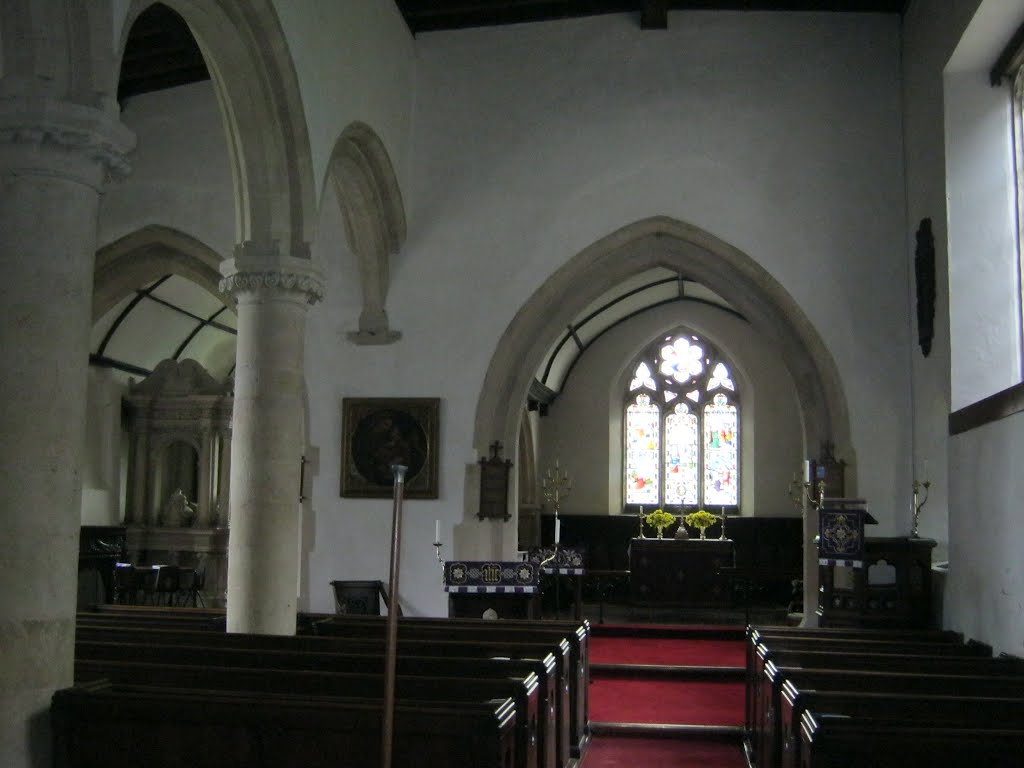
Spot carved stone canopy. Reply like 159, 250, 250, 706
129, 358, 232, 398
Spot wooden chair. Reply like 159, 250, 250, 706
112, 563, 135, 604
152, 565, 180, 607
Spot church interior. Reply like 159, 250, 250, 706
3, 0, 1024, 765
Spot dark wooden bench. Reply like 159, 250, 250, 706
309, 614, 591, 756
750, 641, 1019, 768
52, 678, 517, 768
799, 709, 1024, 767
76, 608, 588, 758
780, 684, 1024, 768
76, 638, 560, 768
744, 625, 964, 741
75, 621, 574, 768
74, 657, 540, 768
764, 663, 1024, 768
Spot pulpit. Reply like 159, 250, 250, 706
629, 537, 735, 609
817, 536, 937, 629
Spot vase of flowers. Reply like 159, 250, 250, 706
683, 509, 719, 540
644, 508, 677, 539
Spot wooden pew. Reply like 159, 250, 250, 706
743, 625, 964, 742
310, 614, 591, 757
52, 678, 517, 768
765, 663, 1024, 768
76, 639, 560, 768
75, 621, 573, 768
74, 657, 540, 768
780, 683, 1024, 768
750, 641, 1017, 768
78, 606, 226, 629
76, 608, 589, 760
799, 709, 1024, 768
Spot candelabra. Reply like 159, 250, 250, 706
788, 475, 826, 510
911, 479, 931, 537
542, 460, 572, 547
541, 460, 572, 515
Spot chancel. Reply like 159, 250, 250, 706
3, 1, 1024, 766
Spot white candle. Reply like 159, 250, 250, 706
554, 518, 561, 544
434, 519, 441, 544
803, 460, 811, 483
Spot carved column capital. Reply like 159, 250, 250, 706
219, 245, 324, 305
0, 97, 135, 187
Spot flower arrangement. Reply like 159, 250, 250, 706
644, 508, 677, 539
683, 509, 720, 540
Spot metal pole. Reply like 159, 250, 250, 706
381, 464, 407, 768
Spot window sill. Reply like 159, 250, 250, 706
948, 381, 1024, 435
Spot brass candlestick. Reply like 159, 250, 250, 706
911, 479, 930, 537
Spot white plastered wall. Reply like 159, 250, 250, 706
903, 0, 1024, 654
303, 11, 910, 616
89, 8, 912, 619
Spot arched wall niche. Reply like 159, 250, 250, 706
114, 0, 317, 259
325, 120, 407, 344
472, 216, 853, 557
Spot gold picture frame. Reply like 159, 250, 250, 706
340, 397, 440, 499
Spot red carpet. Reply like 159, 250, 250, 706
589, 635, 745, 667
582, 626, 746, 767
581, 735, 747, 768
589, 678, 744, 725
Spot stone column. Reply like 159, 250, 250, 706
0, 97, 133, 768
219, 249, 323, 635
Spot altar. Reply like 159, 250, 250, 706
629, 537, 735, 609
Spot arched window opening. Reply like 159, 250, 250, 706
624, 332, 740, 511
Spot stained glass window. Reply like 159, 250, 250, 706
625, 393, 660, 505
624, 332, 740, 509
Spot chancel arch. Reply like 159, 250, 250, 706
473, 216, 853, 577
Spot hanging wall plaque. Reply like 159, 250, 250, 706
478, 441, 512, 521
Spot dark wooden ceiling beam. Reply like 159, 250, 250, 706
396, 1, 907, 34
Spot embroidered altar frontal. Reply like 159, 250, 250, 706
444, 561, 539, 593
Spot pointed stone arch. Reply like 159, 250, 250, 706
473, 217, 852, 604
326, 121, 407, 344
93, 225, 229, 321
474, 214, 853, 491
115, 0, 317, 258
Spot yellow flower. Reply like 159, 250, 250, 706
683, 509, 719, 530
644, 508, 676, 529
